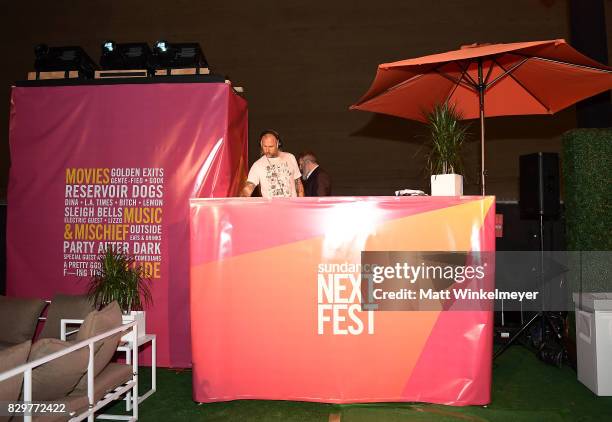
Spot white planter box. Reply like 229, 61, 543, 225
431, 174, 463, 196
122, 311, 146, 342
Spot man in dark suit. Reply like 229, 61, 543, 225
298, 152, 332, 196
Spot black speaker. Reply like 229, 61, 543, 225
519, 153, 560, 219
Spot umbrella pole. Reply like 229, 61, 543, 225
478, 59, 486, 195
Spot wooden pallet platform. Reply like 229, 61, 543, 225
95, 69, 149, 79
154, 68, 210, 76
27, 71, 80, 80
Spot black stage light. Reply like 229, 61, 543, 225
34, 44, 98, 79
99, 41, 152, 71
151, 40, 208, 70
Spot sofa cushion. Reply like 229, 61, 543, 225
69, 362, 133, 403
31, 393, 89, 422
28, 338, 90, 401
73, 302, 122, 392
39, 294, 95, 340
0, 340, 31, 401
0, 295, 46, 344
34, 364, 133, 422
0, 340, 18, 352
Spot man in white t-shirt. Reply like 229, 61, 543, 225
239, 130, 304, 198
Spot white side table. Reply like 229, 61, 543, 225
117, 334, 157, 410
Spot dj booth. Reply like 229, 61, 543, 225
8, 76, 495, 404
190, 196, 495, 405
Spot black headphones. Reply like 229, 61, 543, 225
259, 129, 283, 149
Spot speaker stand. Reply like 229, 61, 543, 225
494, 310, 563, 360
493, 214, 564, 361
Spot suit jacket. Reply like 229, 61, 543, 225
304, 166, 332, 196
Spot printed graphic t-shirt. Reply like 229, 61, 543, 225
247, 152, 301, 198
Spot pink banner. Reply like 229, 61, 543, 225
8, 82, 247, 367
190, 196, 495, 404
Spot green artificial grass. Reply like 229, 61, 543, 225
104, 345, 612, 421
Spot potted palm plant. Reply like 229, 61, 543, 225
87, 248, 153, 340
426, 102, 469, 196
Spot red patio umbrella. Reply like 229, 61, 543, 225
350, 39, 612, 194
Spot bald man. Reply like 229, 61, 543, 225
298, 151, 332, 196
240, 130, 304, 198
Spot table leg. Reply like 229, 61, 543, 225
152, 337, 157, 393
125, 347, 132, 411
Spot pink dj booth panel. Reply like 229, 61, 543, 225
8, 82, 248, 367
190, 196, 495, 405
